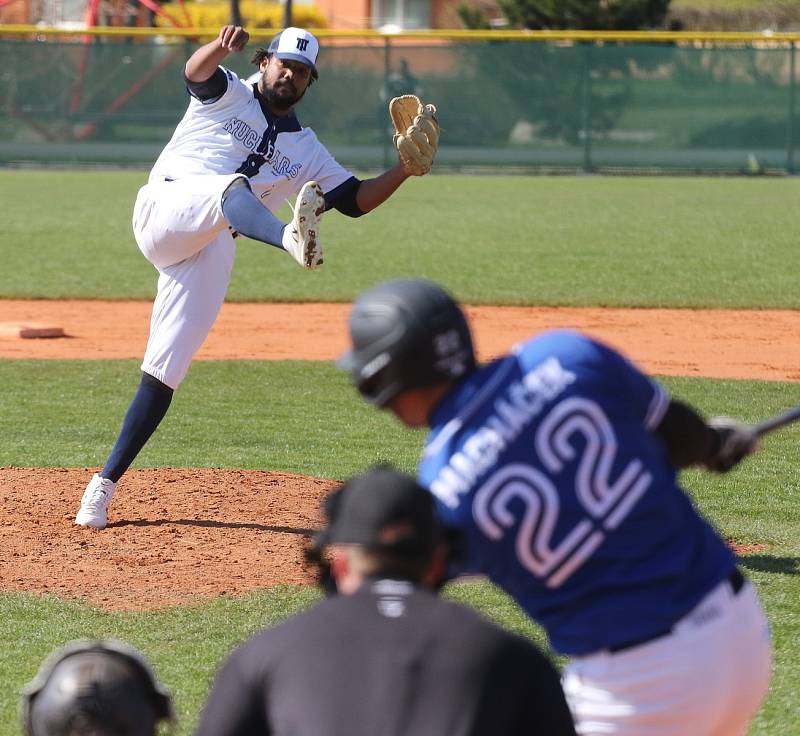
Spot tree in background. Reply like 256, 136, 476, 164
498, 0, 671, 30
450, 0, 673, 151
457, 4, 492, 29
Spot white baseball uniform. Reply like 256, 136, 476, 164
133, 67, 354, 388
562, 578, 771, 735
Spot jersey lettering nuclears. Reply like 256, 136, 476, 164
418, 330, 736, 656
149, 67, 353, 212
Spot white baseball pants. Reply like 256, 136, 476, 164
132, 174, 244, 389
563, 577, 772, 735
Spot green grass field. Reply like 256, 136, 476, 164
4, 170, 800, 307
1, 170, 799, 734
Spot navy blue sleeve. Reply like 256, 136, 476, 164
324, 176, 365, 218
184, 67, 228, 103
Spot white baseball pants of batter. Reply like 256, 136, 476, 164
562, 578, 772, 735
132, 174, 245, 389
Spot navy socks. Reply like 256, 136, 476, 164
221, 177, 286, 249
101, 373, 174, 483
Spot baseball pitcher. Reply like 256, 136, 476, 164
75, 26, 439, 528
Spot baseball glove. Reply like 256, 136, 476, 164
389, 94, 439, 176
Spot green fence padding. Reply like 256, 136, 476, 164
1, 37, 797, 172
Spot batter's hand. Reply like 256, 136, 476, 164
704, 417, 759, 473
218, 25, 249, 52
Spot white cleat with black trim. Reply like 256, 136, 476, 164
282, 180, 325, 269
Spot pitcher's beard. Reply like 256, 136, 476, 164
264, 82, 305, 111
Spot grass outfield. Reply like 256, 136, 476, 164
0, 364, 799, 733
2, 170, 800, 308
1, 170, 799, 733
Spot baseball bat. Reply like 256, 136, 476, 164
753, 404, 800, 438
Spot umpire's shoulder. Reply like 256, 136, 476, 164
431, 594, 516, 640
438, 593, 554, 661
225, 597, 330, 665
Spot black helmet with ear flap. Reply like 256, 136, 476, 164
20, 639, 175, 736
337, 278, 476, 407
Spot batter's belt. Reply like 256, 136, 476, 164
607, 568, 745, 654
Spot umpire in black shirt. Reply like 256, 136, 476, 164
195, 466, 576, 736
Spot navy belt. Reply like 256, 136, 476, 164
608, 568, 745, 654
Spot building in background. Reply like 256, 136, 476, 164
1, 0, 506, 30
2, 0, 156, 27
317, 0, 502, 29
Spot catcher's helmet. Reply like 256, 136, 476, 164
20, 639, 174, 736
337, 279, 475, 407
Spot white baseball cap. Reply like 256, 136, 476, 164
268, 27, 319, 75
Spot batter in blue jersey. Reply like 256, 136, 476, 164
339, 278, 773, 736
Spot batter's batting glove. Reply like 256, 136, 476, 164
704, 417, 759, 473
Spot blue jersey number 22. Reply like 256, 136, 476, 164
472, 398, 652, 588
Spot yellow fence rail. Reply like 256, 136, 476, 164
1, 25, 800, 44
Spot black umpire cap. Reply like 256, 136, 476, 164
337, 278, 476, 407
318, 466, 443, 560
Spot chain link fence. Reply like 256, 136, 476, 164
1, 31, 797, 172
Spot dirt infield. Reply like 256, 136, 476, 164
0, 300, 790, 609
2, 299, 800, 381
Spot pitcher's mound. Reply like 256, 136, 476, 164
0, 467, 336, 610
